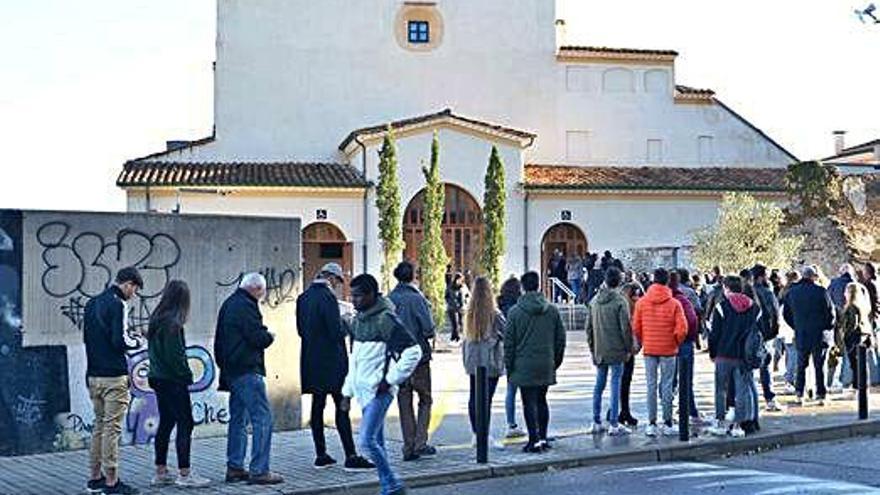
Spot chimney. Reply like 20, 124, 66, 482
833, 130, 846, 156
555, 19, 567, 48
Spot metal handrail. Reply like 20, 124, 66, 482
548, 277, 576, 331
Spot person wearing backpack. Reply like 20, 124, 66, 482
751, 265, 782, 412
707, 275, 762, 438
838, 282, 874, 391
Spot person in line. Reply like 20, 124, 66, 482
669, 271, 700, 423
342, 274, 422, 495
632, 268, 687, 437
389, 261, 437, 462
566, 251, 585, 303
751, 264, 782, 412
463, 277, 506, 447
446, 272, 465, 342
504, 272, 566, 453
678, 268, 703, 350
861, 262, 879, 329
585, 254, 604, 303
84, 267, 143, 495
828, 264, 855, 311
707, 275, 761, 437
617, 282, 643, 427
548, 249, 568, 302
586, 267, 633, 436
778, 271, 801, 394
496, 277, 526, 438
297, 263, 374, 470
147, 281, 210, 488
215, 273, 283, 485
838, 282, 873, 391
783, 266, 835, 406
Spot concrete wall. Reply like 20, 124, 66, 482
148, 0, 793, 168
0, 209, 302, 455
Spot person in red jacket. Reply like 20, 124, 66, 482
633, 268, 688, 437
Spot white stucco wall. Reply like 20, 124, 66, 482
146, 0, 793, 168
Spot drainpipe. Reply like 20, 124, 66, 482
355, 136, 369, 274
523, 187, 530, 272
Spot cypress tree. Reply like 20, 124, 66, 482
479, 145, 506, 290
375, 127, 404, 292
418, 132, 448, 327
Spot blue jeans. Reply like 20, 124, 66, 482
784, 343, 798, 385
227, 373, 273, 476
505, 381, 518, 427
359, 392, 401, 495
759, 350, 776, 402
569, 278, 583, 302
593, 363, 623, 425
678, 340, 699, 417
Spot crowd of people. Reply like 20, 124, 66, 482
79, 257, 879, 495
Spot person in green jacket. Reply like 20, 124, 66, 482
586, 267, 634, 436
503, 271, 566, 453
147, 280, 210, 488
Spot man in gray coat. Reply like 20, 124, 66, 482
586, 267, 633, 436
388, 261, 436, 461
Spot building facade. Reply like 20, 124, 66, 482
119, 0, 797, 286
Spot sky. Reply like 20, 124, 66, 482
1, 1, 878, 212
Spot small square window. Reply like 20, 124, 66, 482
408, 21, 430, 43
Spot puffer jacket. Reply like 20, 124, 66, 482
504, 291, 566, 387
586, 287, 633, 365
342, 297, 422, 409
633, 284, 687, 357
462, 311, 506, 377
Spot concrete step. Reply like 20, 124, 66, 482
556, 303, 588, 333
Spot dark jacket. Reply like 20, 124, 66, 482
863, 276, 879, 322
497, 292, 519, 318
672, 287, 699, 343
783, 280, 835, 352
84, 286, 129, 378
753, 281, 780, 341
147, 316, 193, 384
445, 284, 464, 313
838, 304, 872, 352
214, 289, 275, 390
296, 281, 348, 394
828, 273, 853, 310
389, 283, 435, 365
586, 287, 633, 365
709, 294, 760, 360
504, 292, 566, 387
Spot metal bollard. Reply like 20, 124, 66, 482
476, 365, 489, 463
858, 345, 869, 420
678, 355, 689, 441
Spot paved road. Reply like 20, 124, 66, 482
413, 436, 880, 495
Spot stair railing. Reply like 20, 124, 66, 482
548, 277, 576, 331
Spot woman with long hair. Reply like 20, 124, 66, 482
147, 281, 210, 488
617, 282, 643, 427
839, 282, 873, 391
463, 276, 506, 447
496, 277, 525, 438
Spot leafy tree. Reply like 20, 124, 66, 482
418, 132, 448, 327
479, 145, 506, 290
692, 192, 803, 272
375, 128, 404, 292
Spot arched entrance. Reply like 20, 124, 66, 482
403, 184, 483, 275
541, 222, 588, 299
302, 222, 353, 299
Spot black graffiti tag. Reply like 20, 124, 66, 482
217, 266, 298, 308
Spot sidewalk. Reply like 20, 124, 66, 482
2, 333, 877, 495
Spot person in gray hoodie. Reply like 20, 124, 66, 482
388, 261, 436, 462
586, 267, 634, 436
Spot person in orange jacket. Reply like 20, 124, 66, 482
632, 268, 688, 437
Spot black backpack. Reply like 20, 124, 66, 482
743, 317, 767, 369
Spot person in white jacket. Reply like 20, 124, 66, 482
342, 274, 421, 495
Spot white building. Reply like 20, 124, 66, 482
823, 131, 880, 175
118, 0, 797, 287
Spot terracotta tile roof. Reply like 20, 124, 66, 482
117, 161, 368, 189
524, 164, 787, 192
823, 138, 880, 163
558, 45, 679, 57
675, 85, 716, 96
339, 108, 536, 152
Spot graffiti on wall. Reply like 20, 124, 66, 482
217, 266, 298, 308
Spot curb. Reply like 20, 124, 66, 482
283, 418, 880, 495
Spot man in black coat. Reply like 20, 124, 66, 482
214, 273, 283, 485
296, 263, 373, 471
783, 266, 836, 405
751, 264, 781, 411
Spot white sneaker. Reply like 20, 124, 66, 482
151, 471, 176, 487
608, 425, 631, 436
645, 424, 659, 437
661, 424, 679, 437
783, 384, 797, 395
587, 422, 606, 435
707, 419, 728, 437
506, 425, 527, 439
729, 425, 746, 438
490, 436, 506, 450
765, 400, 784, 412
830, 382, 844, 394
175, 472, 211, 488
725, 407, 736, 423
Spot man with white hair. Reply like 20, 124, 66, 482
214, 273, 284, 485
